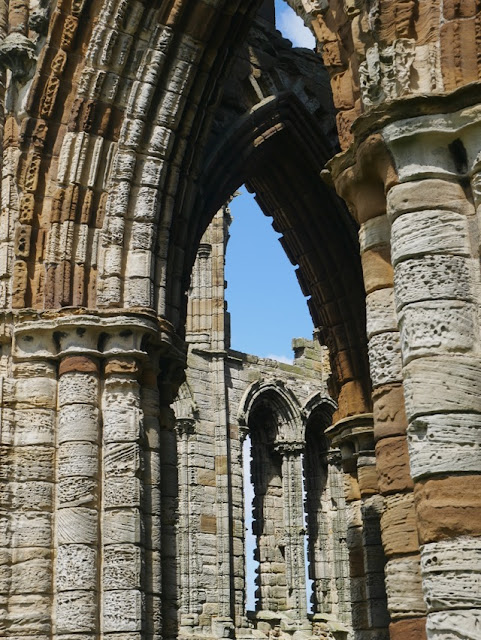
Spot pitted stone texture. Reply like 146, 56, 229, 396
394, 256, 472, 311
367, 332, 402, 388
56, 545, 97, 591
408, 413, 481, 479
422, 538, 481, 612
366, 288, 397, 339
385, 556, 426, 618
390, 209, 470, 266
399, 301, 477, 363
426, 609, 481, 638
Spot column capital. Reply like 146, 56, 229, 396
325, 413, 374, 452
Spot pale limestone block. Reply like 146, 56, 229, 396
98, 275, 122, 305
103, 589, 142, 632
104, 477, 141, 508
148, 126, 174, 158
113, 150, 137, 182
421, 538, 481, 612
7, 594, 51, 632
104, 442, 140, 476
0, 552, 10, 592
138, 157, 165, 188
6, 446, 54, 481
124, 276, 153, 307
394, 256, 472, 311
103, 544, 141, 589
399, 300, 476, 363
58, 404, 99, 443
103, 245, 123, 276
391, 210, 470, 266
119, 117, 144, 149
3, 481, 52, 510
133, 186, 160, 222
130, 222, 155, 250
58, 373, 98, 406
359, 215, 390, 252
10, 513, 51, 547
127, 80, 155, 119
408, 413, 481, 479
15, 378, 56, 408
58, 442, 98, 477
125, 250, 152, 279
386, 179, 471, 220
368, 332, 402, 388
426, 609, 481, 638
11, 556, 50, 593
56, 590, 96, 632
366, 288, 397, 338
56, 508, 97, 544
56, 545, 97, 590
108, 181, 131, 219
58, 476, 97, 507
403, 356, 481, 418
384, 556, 425, 618
103, 509, 141, 544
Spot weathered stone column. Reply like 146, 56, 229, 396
328, 414, 390, 640
6, 310, 185, 640
382, 107, 481, 638
276, 441, 308, 619
55, 354, 100, 636
360, 213, 426, 640
329, 135, 427, 639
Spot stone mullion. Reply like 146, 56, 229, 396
175, 417, 195, 629
383, 136, 481, 637
101, 356, 144, 638
279, 445, 307, 619
360, 214, 426, 640
55, 355, 100, 637
327, 450, 352, 627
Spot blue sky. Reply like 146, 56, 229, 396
225, 188, 314, 363
224, 6, 316, 364
274, 0, 315, 48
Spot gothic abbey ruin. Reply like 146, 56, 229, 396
0, 0, 480, 639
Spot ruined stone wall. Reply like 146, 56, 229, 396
177, 205, 352, 640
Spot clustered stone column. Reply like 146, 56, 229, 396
1, 310, 184, 640
276, 441, 308, 619
327, 414, 390, 640
360, 209, 426, 640
383, 108, 481, 638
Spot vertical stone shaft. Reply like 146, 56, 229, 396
102, 356, 144, 636
55, 355, 100, 636
360, 213, 426, 639
1, 357, 57, 636
279, 445, 307, 617
384, 114, 481, 637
